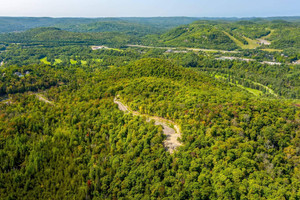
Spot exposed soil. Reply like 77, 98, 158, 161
293, 60, 300, 65
1, 93, 54, 105
36, 94, 54, 105
258, 39, 271, 45
32, 93, 54, 105
114, 96, 182, 153
91, 46, 108, 50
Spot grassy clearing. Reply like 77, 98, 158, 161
236, 84, 263, 96
93, 59, 103, 63
70, 59, 77, 64
109, 48, 123, 52
261, 48, 283, 52
223, 31, 260, 49
223, 31, 244, 47
242, 37, 260, 49
81, 60, 87, 65
215, 74, 226, 80
214, 74, 275, 97
54, 59, 62, 64
40, 57, 51, 65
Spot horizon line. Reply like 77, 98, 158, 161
0, 15, 299, 19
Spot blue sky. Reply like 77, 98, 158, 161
0, 0, 299, 17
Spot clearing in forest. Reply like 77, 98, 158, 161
223, 31, 260, 49
224, 30, 282, 52
40, 57, 51, 65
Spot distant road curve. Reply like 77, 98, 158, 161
126, 44, 239, 53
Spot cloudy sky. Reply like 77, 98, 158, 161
0, 0, 299, 17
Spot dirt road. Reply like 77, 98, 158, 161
34, 93, 54, 105
114, 96, 182, 153
0, 97, 11, 104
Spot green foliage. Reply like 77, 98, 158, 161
196, 58, 300, 99
157, 24, 239, 50
62, 21, 157, 36
1, 18, 300, 199
143, 19, 300, 51
0, 65, 70, 95
0, 45, 140, 67
1, 58, 299, 199
228, 21, 271, 39
0, 27, 136, 47
269, 26, 300, 49
0, 17, 201, 34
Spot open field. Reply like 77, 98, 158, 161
70, 59, 77, 64
261, 48, 283, 52
223, 31, 260, 49
54, 59, 62, 64
40, 57, 51, 65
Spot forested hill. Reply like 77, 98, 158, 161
0, 16, 300, 199
0, 27, 136, 47
0, 17, 200, 34
154, 23, 239, 50
60, 21, 155, 35
1, 17, 300, 51
1, 58, 299, 199
61, 17, 205, 35
148, 19, 300, 51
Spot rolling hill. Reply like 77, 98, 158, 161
144, 19, 300, 51
0, 17, 201, 34
0, 27, 136, 47
0, 58, 299, 199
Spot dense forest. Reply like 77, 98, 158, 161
0, 27, 138, 47
0, 17, 299, 199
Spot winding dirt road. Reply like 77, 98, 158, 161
114, 96, 182, 153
